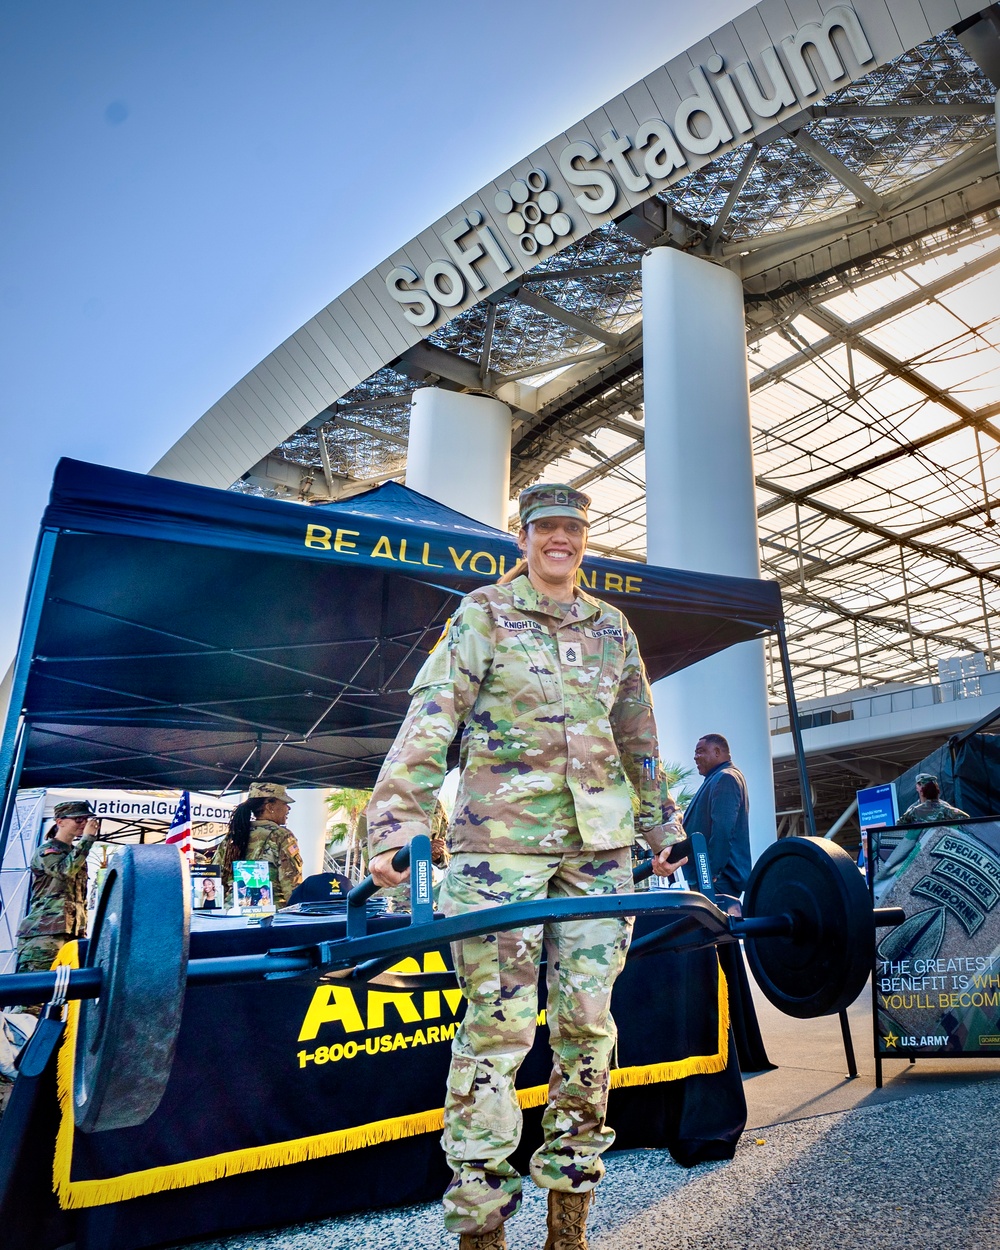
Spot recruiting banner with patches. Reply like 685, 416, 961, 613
51, 914, 733, 1212
872, 820, 1000, 1058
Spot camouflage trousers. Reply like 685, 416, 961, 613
438, 849, 632, 1235
16, 934, 70, 1017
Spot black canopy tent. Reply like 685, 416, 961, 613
0, 458, 811, 852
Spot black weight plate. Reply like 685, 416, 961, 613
74, 845, 190, 1132
743, 837, 872, 1019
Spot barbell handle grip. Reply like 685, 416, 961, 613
346, 844, 412, 938
633, 858, 654, 884
633, 838, 692, 885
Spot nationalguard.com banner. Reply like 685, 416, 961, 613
872, 820, 1000, 1057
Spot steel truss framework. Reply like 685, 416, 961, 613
237, 26, 1000, 743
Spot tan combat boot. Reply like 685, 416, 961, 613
459, 1225, 507, 1250
544, 1189, 592, 1250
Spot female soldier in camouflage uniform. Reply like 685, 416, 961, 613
213, 781, 303, 909
368, 484, 683, 1250
15, 799, 100, 976
898, 772, 969, 826
3, 799, 100, 1109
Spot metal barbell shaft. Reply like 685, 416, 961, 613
186, 952, 317, 985
731, 915, 795, 939
0, 953, 321, 1006
0, 892, 908, 1008
0, 893, 728, 1006
0, 967, 102, 1007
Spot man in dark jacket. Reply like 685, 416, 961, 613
684, 734, 751, 901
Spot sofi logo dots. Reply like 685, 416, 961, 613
495, 169, 573, 256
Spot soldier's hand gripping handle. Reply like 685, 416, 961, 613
369, 844, 412, 888
646, 816, 689, 877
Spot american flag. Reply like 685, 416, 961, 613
165, 791, 193, 861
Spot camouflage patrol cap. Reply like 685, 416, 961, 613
248, 781, 295, 804
53, 800, 95, 820
518, 483, 591, 528
915, 772, 938, 786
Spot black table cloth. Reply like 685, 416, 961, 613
7, 911, 747, 1249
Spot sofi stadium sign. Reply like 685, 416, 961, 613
387, 5, 874, 327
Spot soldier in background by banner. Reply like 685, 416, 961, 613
367, 483, 685, 1250
15, 800, 100, 978
213, 781, 303, 908
898, 773, 969, 826
875, 774, 971, 896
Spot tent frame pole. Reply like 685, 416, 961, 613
0, 529, 58, 867
775, 620, 816, 838
0, 720, 29, 866
775, 622, 858, 1072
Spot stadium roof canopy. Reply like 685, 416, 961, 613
153, 0, 1000, 707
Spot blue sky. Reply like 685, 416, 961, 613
0, 0, 745, 663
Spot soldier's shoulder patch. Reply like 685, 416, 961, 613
428, 616, 453, 656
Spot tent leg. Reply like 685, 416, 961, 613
0, 529, 57, 868
775, 621, 817, 838
839, 1008, 858, 1079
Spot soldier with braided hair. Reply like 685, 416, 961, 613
213, 781, 303, 909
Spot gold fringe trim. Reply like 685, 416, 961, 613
613, 962, 730, 1086
52, 942, 83, 1210
53, 948, 729, 1209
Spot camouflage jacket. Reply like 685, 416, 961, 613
898, 798, 969, 826
360, 801, 450, 907
17, 834, 96, 939
213, 820, 303, 908
368, 576, 662, 858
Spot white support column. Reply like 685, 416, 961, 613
642, 247, 777, 867
288, 787, 330, 878
405, 387, 512, 812
406, 388, 512, 529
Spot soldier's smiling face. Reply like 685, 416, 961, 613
518, 516, 587, 592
